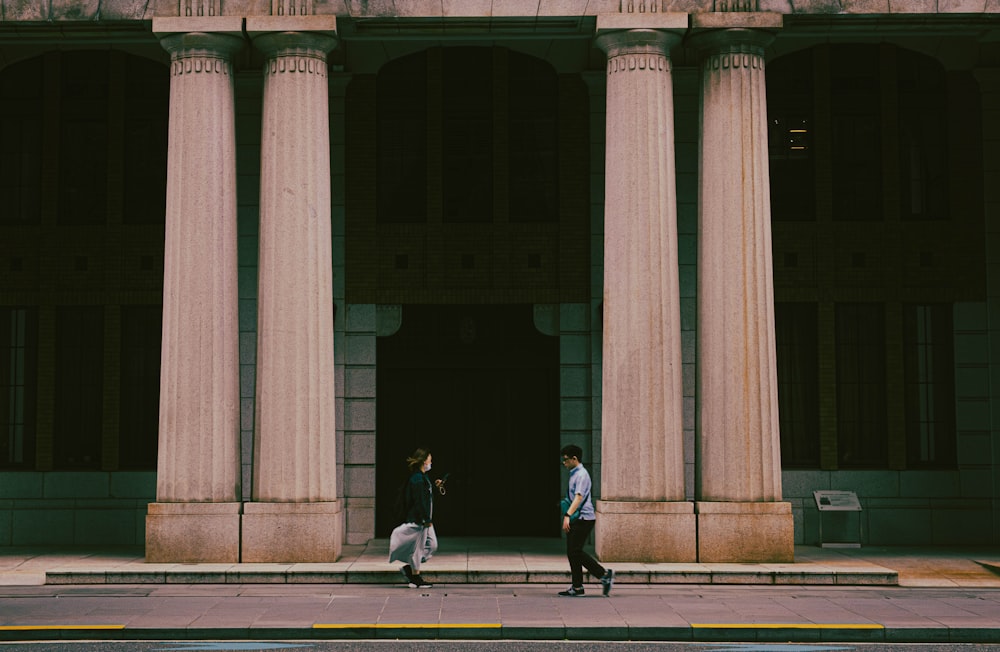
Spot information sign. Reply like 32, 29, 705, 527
813, 490, 863, 548
813, 490, 862, 512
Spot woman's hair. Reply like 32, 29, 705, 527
406, 448, 431, 472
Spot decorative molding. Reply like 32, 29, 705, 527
265, 54, 329, 77
272, 0, 313, 16
608, 53, 670, 74
533, 304, 559, 337
376, 305, 402, 337
181, 0, 220, 17
703, 50, 765, 71
620, 0, 660, 12
170, 56, 232, 76
713, 0, 759, 11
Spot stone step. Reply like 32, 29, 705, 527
45, 565, 897, 586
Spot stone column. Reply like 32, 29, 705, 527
146, 18, 245, 563
593, 14, 696, 563
244, 17, 342, 563
690, 26, 793, 562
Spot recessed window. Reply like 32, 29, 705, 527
775, 303, 820, 468
54, 306, 104, 469
903, 304, 956, 467
835, 303, 887, 468
0, 308, 37, 468
119, 306, 161, 470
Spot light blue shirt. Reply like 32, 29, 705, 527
567, 463, 595, 521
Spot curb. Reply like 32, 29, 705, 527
3, 625, 1000, 643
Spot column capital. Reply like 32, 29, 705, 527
248, 15, 338, 58
156, 29, 245, 60
687, 27, 776, 57
595, 28, 683, 58
594, 13, 686, 57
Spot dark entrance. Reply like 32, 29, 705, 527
375, 305, 560, 537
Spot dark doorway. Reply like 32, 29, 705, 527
375, 305, 560, 537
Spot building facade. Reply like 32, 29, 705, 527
0, 0, 998, 562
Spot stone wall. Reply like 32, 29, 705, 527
0, 472, 152, 545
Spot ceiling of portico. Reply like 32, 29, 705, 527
770, 14, 1000, 70
334, 15, 600, 73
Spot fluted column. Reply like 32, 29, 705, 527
691, 27, 793, 562
244, 17, 342, 562
146, 19, 244, 563
593, 15, 696, 563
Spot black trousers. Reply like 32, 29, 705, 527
566, 518, 605, 588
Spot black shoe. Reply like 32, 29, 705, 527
409, 575, 433, 588
558, 587, 585, 596
601, 568, 615, 596
400, 564, 413, 583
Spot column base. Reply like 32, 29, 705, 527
595, 500, 696, 562
696, 501, 794, 562
241, 501, 343, 562
145, 502, 242, 563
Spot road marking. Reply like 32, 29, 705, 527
692, 623, 883, 629
313, 623, 502, 629
0, 625, 126, 630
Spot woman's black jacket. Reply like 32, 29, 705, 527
404, 470, 432, 526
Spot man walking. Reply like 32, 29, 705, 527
559, 444, 614, 597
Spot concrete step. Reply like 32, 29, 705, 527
44, 564, 898, 585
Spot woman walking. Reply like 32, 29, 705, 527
388, 448, 440, 588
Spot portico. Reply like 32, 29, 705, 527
143, 8, 792, 563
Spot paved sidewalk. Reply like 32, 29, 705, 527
1, 542, 999, 643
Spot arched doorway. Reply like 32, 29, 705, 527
375, 305, 559, 537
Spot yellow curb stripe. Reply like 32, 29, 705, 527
314, 623, 502, 629
0, 625, 126, 631
692, 623, 883, 630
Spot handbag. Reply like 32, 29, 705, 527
560, 489, 589, 522
559, 497, 579, 522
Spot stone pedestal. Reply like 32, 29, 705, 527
596, 500, 696, 562
145, 502, 241, 563
696, 501, 794, 562
241, 502, 343, 563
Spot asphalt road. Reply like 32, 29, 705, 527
3, 642, 1000, 652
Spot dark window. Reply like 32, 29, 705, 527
903, 304, 956, 467
54, 306, 104, 469
377, 52, 428, 224
897, 50, 949, 221
775, 303, 820, 467
835, 303, 887, 467
442, 48, 493, 223
119, 306, 161, 469
0, 308, 37, 468
123, 56, 169, 225
0, 57, 43, 225
831, 45, 882, 222
376, 47, 561, 226
59, 52, 109, 226
508, 51, 558, 223
767, 51, 815, 222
